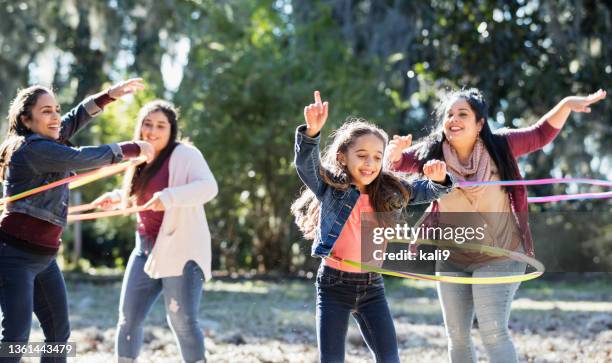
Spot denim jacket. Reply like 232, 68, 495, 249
3, 96, 124, 227
294, 125, 454, 257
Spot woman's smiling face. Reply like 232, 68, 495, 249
140, 110, 172, 157
22, 92, 62, 140
443, 97, 483, 147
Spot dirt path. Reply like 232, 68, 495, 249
19, 275, 612, 362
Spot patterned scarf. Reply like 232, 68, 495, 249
442, 139, 493, 201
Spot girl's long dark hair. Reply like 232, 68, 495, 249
121, 100, 180, 203
0, 86, 52, 180
414, 88, 520, 191
291, 118, 410, 240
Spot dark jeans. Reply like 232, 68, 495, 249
115, 235, 205, 363
0, 242, 70, 363
316, 264, 400, 363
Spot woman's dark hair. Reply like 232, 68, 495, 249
414, 88, 520, 191
291, 118, 410, 240
0, 85, 53, 180
129, 100, 180, 197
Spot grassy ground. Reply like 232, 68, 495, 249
20, 273, 612, 362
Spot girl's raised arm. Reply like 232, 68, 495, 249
294, 91, 330, 198
304, 90, 329, 137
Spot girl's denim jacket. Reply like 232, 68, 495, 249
294, 125, 455, 257
3, 97, 125, 227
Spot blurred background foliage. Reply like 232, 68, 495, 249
0, 0, 610, 274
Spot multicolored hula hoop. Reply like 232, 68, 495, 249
328, 177, 610, 284
0, 156, 146, 209
0, 157, 608, 283
0, 157, 149, 219
458, 177, 612, 203
331, 239, 545, 285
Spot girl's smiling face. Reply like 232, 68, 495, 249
339, 133, 385, 193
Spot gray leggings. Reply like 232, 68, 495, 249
436, 258, 527, 363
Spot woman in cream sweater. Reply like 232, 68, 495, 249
94, 100, 217, 363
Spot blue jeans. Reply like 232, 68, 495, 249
0, 242, 70, 363
115, 235, 205, 363
316, 264, 400, 363
436, 258, 527, 363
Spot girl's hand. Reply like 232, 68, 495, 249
423, 160, 447, 184
134, 141, 155, 163
387, 134, 412, 164
304, 90, 329, 137
108, 78, 145, 99
562, 89, 606, 113
143, 192, 165, 211
92, 192, 120, 211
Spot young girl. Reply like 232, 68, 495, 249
387, 88, 606, 363
0, 79, 153, 363
93, 100, 217, 363
291, 91, 454, 363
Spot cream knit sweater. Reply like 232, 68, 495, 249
143, 143, 218, 280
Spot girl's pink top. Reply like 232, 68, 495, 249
324, 194, 373, 272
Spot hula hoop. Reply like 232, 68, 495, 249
67, 205, 149, 222
528, 191, 612, 203
458, 177, 612, 188
329, 177, 608, 283
0, 156, 145, 210
68, 156, 146, 189
330, 239, 545, 284
457, 178, 612, 204
67, 203, 98, 214
1, 158, 608, 223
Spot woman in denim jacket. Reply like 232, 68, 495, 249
0, 79, 153, 363
291, 91, 454, 363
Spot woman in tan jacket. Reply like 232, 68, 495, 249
387, 88, 605, 363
